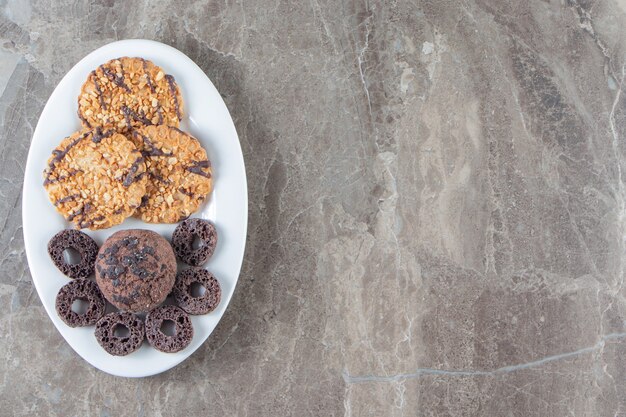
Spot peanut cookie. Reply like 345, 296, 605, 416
130, 125, 212, 223
43, 128, 147, 230
77, 57, 183, 132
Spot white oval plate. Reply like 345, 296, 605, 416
22, 40, 247, 377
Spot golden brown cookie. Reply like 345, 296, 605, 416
131, 125, 212, 223
77, 57, 183, 133
43, 128, 148, 230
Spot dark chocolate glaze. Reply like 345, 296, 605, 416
121, 106, 152, 128
91, 71, 106, 110
170, 126, 188, 135
138, 108, 151, 125
122, 105, 131, 129
78, 110, 91, 128
164, 74, 181, 121
54, 194, 79, 206
150, 172, 171, 184
138, 195, 149, 209
191, 160, 211, 168
92, 127, 115, 143
134, 171, 147, 182
67, 207, 83, 222
178, 187, 194, 198
142, 58, 156, 93
100, 64, 131, 92
122, 156, 145, 187
133, 131, 173, 157
79, 215, 105, 229
44, 169, 80, 186
71, 203, 93, 226
44, 131, 92, 184
185, 160, 211, 178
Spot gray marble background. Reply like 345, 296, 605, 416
1, 0, 626, 416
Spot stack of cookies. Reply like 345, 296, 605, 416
43, 57, 212, 229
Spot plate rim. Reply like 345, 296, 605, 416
21, 39, 248, 377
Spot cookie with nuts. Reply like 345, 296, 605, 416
77, 57, 183, 133
43, 128, 148, 230
130, 125, 212, 223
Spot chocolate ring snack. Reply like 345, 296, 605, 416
145, 305, 194, 353
171, 218, 217, 266
95, 311, 145, 356
130, 125, 212, 224
55, 279, 106, 327
43, 128, 148, 229
95, 229, 177, 313
173, 268, 221, 315
78, 57, 183, 132
48, 229, 99, 279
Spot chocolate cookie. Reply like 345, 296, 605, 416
48, 229, 99, 279
55, 279, 106, 327
130, 125, 212, 223
173, 268, 221, 315
78, 57, 183, 132
43, 128, 147, 230
171, 218, 217, 266
145, 305, 193, 353
95, 229, 177, 313
95, 312, 145, 356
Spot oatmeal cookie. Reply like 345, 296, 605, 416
77, 57, 183, 132
43, 128, 147, 230
131, 125, 212, 223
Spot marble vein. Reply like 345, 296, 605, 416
343, 333, 626, 384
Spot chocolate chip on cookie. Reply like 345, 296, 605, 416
95, 229, 177, 313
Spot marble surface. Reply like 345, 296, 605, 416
1, 0, 626, 415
